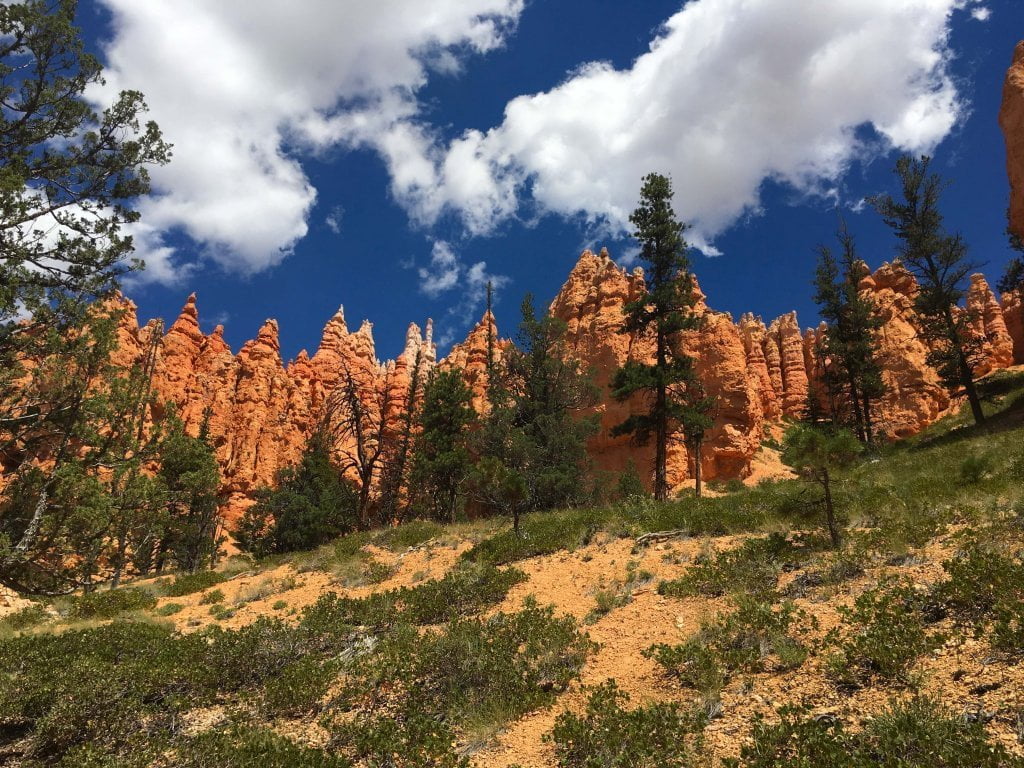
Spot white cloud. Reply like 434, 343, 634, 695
325, 205, 344, 235
970, 6, 991, 21
418, 241, 462, 297
377, 0, 970, 251
91, 0, 524, 281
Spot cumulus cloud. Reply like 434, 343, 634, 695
970, 6, 991, 21
418, 241, 462, 297
378, 0, 970, 250
92, 0, 524, 282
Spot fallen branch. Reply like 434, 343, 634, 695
634, 529, 689, 547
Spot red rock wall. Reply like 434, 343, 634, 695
1002, 41, 1024, 239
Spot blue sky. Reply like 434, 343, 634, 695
79, 0, 1022, 360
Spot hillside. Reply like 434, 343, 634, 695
2, 368, 1023, 767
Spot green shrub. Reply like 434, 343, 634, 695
262, 657, 338, 716
549, 680, 704, 767
161, 570, 228, 597
825, 578, 941, 686
931, 543, 1024, 626
726, 697, 1021, 768
959, 454, 994, 485
175, 725, 353, 768
374, 520, 446, 551
332, 709, 467, 768
199, 588, 225, 605
1, 602, 50, 631
155, 603, 183, 617
659, 533, 809, 599
991, 601, 1024, 656
64, 587, 157, 620
300, 561, 526, 632
647, 597, 813, 698
462, 507, 617, 565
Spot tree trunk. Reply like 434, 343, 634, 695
654, 328, 669, 502
513, 508, 521, 536
822, 471, 841, 549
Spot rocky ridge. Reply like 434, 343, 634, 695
102, 249, 1024, 525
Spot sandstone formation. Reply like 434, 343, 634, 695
1002, 41, 1024, 239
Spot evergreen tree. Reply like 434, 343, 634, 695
157, 415, 221, 573
782, 424, 862, 549
377, 346, 425, 524
812, 224, 885, 444
870, 156, 985, 426
236, 430, 358, 558
471, 295, 598, 531
408, 368, 477, 523
610, 173, 704, 501
679, 379, 715, 498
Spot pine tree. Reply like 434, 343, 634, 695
782, 424, 862, 549
157, 414, 222, 573
812, 224, 885, 444
679, 379, 715, 498
236, 430, 358, 557
611, 173, 704, 501
870, 156, 985, 427
409, 368, 477, 523
998, 212, 1023, 296
471, 295, 598, 531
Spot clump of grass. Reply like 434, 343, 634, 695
155, 603, 184, 617
271, 600, 288, 611
548, 680, 705, 768
462, 507, 619, 566
64, 587, 157, 620
373, 519, 445, 551
825, 577, 942, 687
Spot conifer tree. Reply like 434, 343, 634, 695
409, 368, 477, 522
871, 156, 985, 426
812, 224, 885, 444
377, 346, 425, 523
236, 429, 358, 558
611, 173, 704, 501
998, 213, 1023, 296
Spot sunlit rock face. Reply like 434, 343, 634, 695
1002, 41, 1024, 240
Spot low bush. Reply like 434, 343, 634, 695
199, 588, 225, 605
931, 542, 1024, 626
462, 507, 617, 565
0, 602, 50, 631
549, 680, 705, 767
659, 533, 811, 599
725, 697, 1020, 768
161, 570, 228, 597
155, 602, 183, 617
175, 725, 353, 768
64, 587, 156, 620
647, 597, 814, 699
825, 577, 941, 687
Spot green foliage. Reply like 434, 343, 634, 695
463, 506, 615, 565
727, 697, 1021, 768
262, 656, 338, 716
300, 561, 526, 630
931, 543, 1024, 625
782, 424, 862, 547
199, 588, 225, 605
409, 368, 477, 522
647, 596, 813, 698
65, 587, 156, 620
0, 602, 50, 631
157, 416, 222, 574
611, 173, 704, 501
615, 459, 648, 500
659, 533, 806, 599
812, 223, 885, 441
870, 155, 986, 425
472, 295, 599, 528
236, 431, 358, 557
549, 680, 704, 767
161, 569, 228, 597
826, 577, 941, 686
958, 453, 994, 484
175, 726, 353, 768
155, 602, 183, 617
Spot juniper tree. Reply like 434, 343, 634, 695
812, 223, 885, 444
611, 173, 705, 501
870, 156, 985, 426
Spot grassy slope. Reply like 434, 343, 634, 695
2, 370, 1023, 766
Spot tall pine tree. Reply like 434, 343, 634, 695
812, 223, 885, 444
611, 173, 704, 501
870, 156, 986, 426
